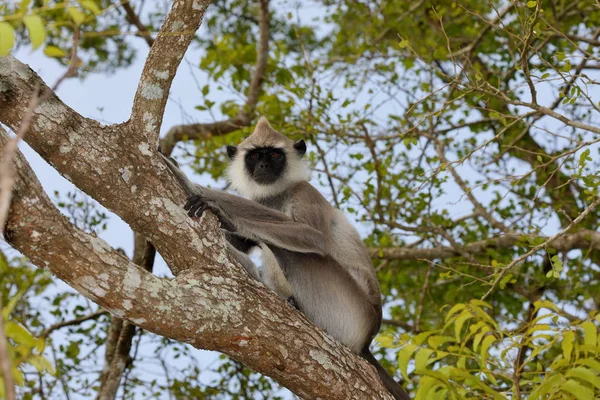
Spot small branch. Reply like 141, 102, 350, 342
433, 138, 510, 233
41, 310, 107, 338
370, 229, 600, 261
414, 264, 432, 332
0, 299, 16, 400
382, 318, 413, 332
122, 1, 154, 47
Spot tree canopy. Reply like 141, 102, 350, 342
1, 0, 600, 399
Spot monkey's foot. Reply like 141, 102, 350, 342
287, 296, 300, 310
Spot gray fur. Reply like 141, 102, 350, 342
160, 118, 409, 400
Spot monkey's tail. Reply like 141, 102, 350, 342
361, 348, 411, 400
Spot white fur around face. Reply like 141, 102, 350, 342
226, 147, 311, 200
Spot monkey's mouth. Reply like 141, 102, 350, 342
252, 171, 280, 185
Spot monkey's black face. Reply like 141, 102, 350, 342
244, 147, 287, 184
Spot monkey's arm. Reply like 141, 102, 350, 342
161, 153, 327, 255
188, 192, 327, 255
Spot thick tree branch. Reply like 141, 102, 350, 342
97, 234, 155, 400
0, 93, 392, 400
0, 55, 227, 276
371, 229, 600, 261
159, 0, 270, 154
129, 0, 211, 139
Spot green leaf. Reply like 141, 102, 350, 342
19, 0, 32, 12
566, 367, 600, 390
5, 321, 37, 347
454, 311, 472, 339
44, 46, 66, 58
399, 39, 409, 48
541, 72, 550, 79
577, 358, 600, 372
581, 321, 597, 349
0, 22, 15, 56
470, 299, 492, 309
28, 355, 55, 375
534, 300, 560, 314
428, 335, 455, 349
562, 330, 574, 360
562, 379, 594, 400
480, 334, 496, 366
527, 1, 537, 7
398, 343, 418, 379
67, 7, 86, 25
414, 348, 434, 371
2, 289, 25, 319
23, 15, 46, 50
415, 376, 443, 400
375, 334, 397, 349
79, 0, 102, 15
529, 374, 561, 400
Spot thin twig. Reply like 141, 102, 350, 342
481, 195, 600, 300
41, 310, 107, 338
122, 1, 154, 47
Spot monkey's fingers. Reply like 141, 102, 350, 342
185, 198, 208, 218
184, 195, 203, 211
189, 204, 207, 218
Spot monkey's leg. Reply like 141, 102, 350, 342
226, 242, 260, 280
260, 244, 293, 300
224, 231, 258, 253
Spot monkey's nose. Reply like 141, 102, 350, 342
259, 162, 268, 169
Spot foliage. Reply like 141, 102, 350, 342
378, 300, 600, 399
0, 252, 54, 399
3, 0, 600, 398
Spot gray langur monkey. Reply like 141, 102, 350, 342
160, 117, 410, 400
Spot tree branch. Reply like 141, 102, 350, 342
0, 104, 392, 400
97, 234, 155, 400
0, 55, 226, 276
159, 0, 271, 154
371, 229, 600, 261
122, 1, 154, 47
129, 0, 211, 139
40, 311, 107, 338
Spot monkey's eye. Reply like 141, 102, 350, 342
249, 152, 260, 161
270, 152, 282, 160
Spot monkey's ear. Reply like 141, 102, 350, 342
293, 140, 306, 157
226, 145, 238, 159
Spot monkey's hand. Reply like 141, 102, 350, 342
184, 195, 236, 232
